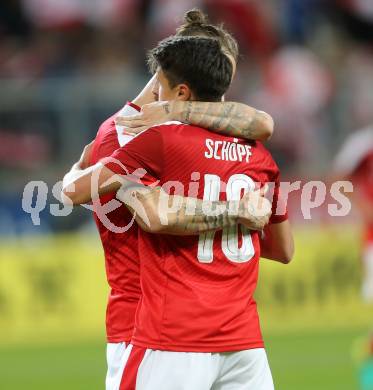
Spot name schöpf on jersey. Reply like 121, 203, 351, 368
204, 138, 252, 163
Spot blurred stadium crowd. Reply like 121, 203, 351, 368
1, 0, 373, 235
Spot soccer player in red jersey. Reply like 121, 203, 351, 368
90, 103, 271, 389
63, 35, 293, 389
75, 10, 278, 390
334, 126, 373, 302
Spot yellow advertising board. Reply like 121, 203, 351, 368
0, 226, 371, 345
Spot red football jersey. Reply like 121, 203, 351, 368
105, 122, 287, 352
90, 102, 142, 343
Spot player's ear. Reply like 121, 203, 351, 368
176, 84, 192, 101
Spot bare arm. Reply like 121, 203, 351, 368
61, 149, 271, 234
174, 101, 273, 141
61, 162, 120, 205
116, 101, 274, 141
128, 187, 271, 235
260, 220, 294, 264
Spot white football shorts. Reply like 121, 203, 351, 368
116, 344, 274, 390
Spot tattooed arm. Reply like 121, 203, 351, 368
175, 101, 273, 141
115, 101, 274, 141
126, 187, 271, 235
62, 161, 271, 234
61, 146, 271, 234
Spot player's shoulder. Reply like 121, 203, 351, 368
138, 121, 191, 140
251, 140, 274, 159
91, 107, 125, 163
148, 121, 186, 132
97, 113, 117, 134
255, 140, 272, 156
148, 121, 216, 140
252, 141, 280, 173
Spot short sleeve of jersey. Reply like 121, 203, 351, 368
102, 127, 163, 186
268, 164, 288, 224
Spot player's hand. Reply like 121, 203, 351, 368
115, 101, 174, 135
77, 141, 94, 169
238, 187, 272, 230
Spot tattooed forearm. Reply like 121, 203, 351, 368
210, 102, 235, 131
179, 199, 239, 233
174, 101, 273, 141
184, 101, 193, 123
135, 188, 239, 235
132, 187, 269, 235
163, 102, 170, 115
240, 109, 270, 140
163, 196, 239, 235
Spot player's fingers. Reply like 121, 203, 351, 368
251, 187, 262, 195
115, 117, 130, 126
252, 199, 272, 218
250, 187, 267, 201
242, 189, 259, 204
135, 126, 149, 133
116, 113, 142, 121
256, 191, 268, 211
123, 126, 148, 135
121, 121, 147, 129
260, 184, 269, 196
115, 116, 145, 127
261, 198, 272, 214
116, 118, 144, 127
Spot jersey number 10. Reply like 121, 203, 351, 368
197, 174, 256, 264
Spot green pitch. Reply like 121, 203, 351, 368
0, 327, 362, 390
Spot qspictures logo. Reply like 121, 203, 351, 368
21, 158, 353, 233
